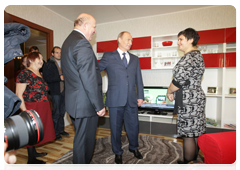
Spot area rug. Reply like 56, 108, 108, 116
53, 135, 203, 164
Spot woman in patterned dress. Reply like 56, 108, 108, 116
167, 28, 206, 164
16, 52, 56, 164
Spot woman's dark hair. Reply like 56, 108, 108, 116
29, 46, 39, 52
178, 28, 200, 46
26, 52, 40, 67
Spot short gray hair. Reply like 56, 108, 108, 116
117, 31, 130, 44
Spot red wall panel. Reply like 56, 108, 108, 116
203, 53, 224, 68
226, 27, 236, 43
198, 29, 225, 45
225, 52, 236, 67
139, 57, 151, 69
131, 36, 151, 50
97, 40, 118, 53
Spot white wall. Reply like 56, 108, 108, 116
95, 5, 236, 41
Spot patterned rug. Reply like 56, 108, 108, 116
53, 135, 203, 164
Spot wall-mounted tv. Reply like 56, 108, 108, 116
139, 86, 175, 114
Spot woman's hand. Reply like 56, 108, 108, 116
167, 93, 174, 101
15, 83, 28, 111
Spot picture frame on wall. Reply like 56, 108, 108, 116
207, 87, 217, 94
229, 87, 236, 95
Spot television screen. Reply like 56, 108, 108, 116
140, 86, 175, 113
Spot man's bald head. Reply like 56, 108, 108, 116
74, 13, 94, 27
74, 13, 97, 41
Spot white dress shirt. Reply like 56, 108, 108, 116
117, 48, 130, 64
74, 29, 87, 39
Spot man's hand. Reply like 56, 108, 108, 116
137, 99, 143, 107
60, 75, 64, 81
97, 107, 106, 117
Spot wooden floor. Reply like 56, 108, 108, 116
14, 124, 185, 164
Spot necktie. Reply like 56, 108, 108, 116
122, 52, 127, 67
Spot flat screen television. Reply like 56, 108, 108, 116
139, 86, 175, 115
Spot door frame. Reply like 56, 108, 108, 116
8, 13, 53, 60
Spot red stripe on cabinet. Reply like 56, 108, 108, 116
198, 29, 225, 45
225, 52, 236, 67
139, 57, 151, 69
226, 27, 236, 43
130, 36, 151, 50
202, 53, 224, 67
97, 40, 118, 53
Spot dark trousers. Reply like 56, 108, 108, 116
109, 102, 139, 155
70, 115, 98, 164
51, 91, 65, 136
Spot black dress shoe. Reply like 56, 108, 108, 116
35, 152, 48, 157
115, 154, 122, 164
129, 149, 143, 159
55, 135, 62, 140
27, 158, 46, 164
60, 131, 69, 137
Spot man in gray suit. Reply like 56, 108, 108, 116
98, 31, 144, 164
61, 13, 105, 164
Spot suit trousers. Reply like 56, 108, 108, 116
70, 115, 98, 164
50, 90, 65, 136
109, 103, 139, 155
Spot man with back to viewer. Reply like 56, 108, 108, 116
61, 13, 105, 164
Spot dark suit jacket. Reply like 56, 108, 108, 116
42, 57, 62, 95
61, 30, 104, 118
98, 50, 144, 108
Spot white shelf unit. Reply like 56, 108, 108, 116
104, 113, 177, 125
138, 113, 176, 123
198, 43, 224, 54
226, 42, 236, 52
97, 49, 151, 60
128, 49, 151, 58
151, 35, 184, 69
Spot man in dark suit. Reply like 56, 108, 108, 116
43, 46, 69, 141
98, 31, 144, 164
61, 13, 105, 164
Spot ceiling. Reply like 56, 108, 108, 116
43, 5, 212, 24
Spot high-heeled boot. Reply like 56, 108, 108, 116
27, 146, 46, 166
33, 147, 48, 157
